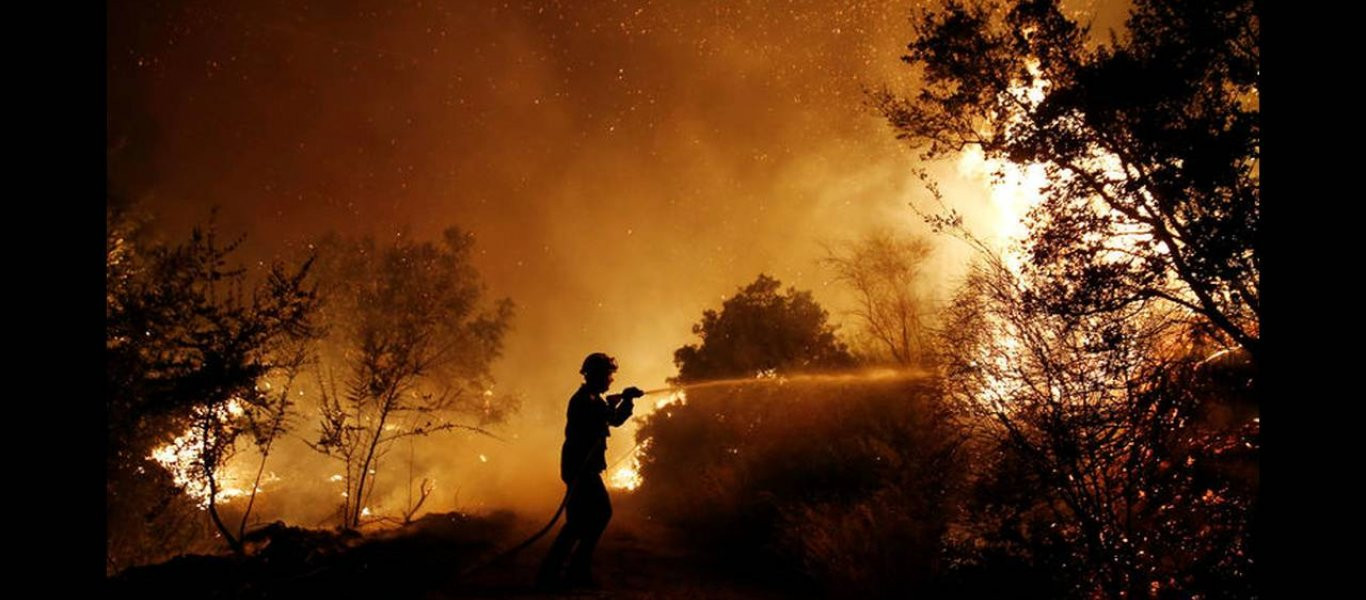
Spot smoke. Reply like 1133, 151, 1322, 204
110, 0, 1131, 526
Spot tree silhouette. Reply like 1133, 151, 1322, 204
672, 274, 855, 384
876, 0, 1259, 361
106, 206, 321, 562
307, 228, 515, 529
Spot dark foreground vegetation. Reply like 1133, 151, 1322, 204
110, 511, 515, 599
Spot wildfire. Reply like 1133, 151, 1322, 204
954, 62, 1150, 273
957, 145, 1047, 271
608, 458, 643, 491
607, 439, 650, 491
653, 389, 687, 410
949, 68, 1180, 411
954, 114, 1045, 409
148, 398, 272, 508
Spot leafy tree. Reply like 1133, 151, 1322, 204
821, 230, 936, 367
106, 206, 321, 562
307, 228, 515, 528
672, 274, 855, 384
876, 0, 1259, 360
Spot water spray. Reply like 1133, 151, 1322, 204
637, 367, 931, 397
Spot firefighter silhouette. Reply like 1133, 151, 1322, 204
536, 352, 642, 589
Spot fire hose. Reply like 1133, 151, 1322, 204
452, 439, 602, 580
453, 391, 641, 581
283, 438, 609, 588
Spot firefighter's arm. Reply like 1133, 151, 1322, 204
606, 387, 643, 426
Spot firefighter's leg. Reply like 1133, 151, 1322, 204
566, 474, 612, 585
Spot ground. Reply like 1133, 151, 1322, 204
110, 494, 810, 600
432, 500, 804, 600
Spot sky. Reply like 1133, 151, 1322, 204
108, 0, 1132, 517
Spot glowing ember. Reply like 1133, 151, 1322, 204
478, 454, 489, 463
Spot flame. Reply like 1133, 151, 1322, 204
952, 78, 1046, 409
654, 390, 687, 410
607, 439, 650, 491
954, 62, 1146, 271
950, 69, 1172, 411
609, 463, 642, 491
148, 398, 267, 508
956, 145, 1047, 264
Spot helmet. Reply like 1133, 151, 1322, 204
579, 352, 619, 376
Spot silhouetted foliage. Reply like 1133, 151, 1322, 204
876, 0, 1259, 360
234, 342, 313, 544
934, 250, 1255, 597
106, 205, 322, 570
672, 274, 855, 384
109, 511, 519, 600
307, 228, 515, 528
